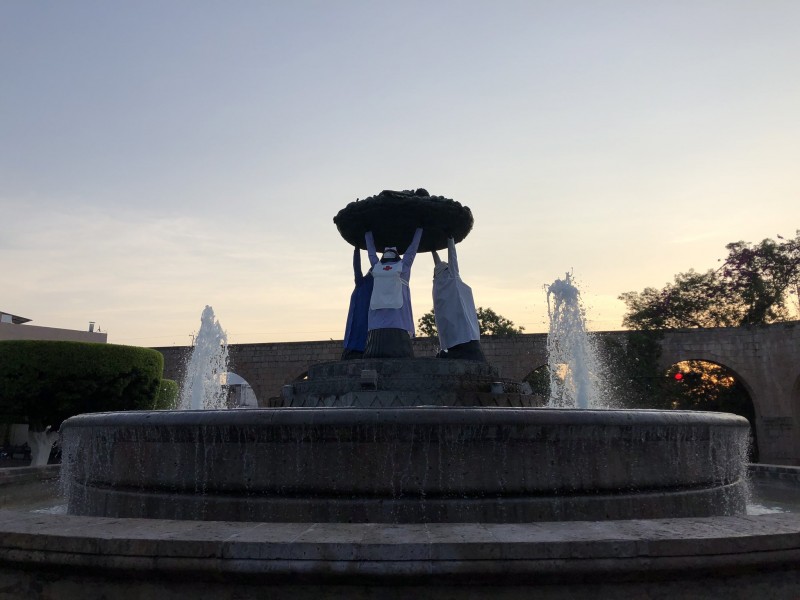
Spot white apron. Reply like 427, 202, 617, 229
370, 260, 405, 310
433, 274, 480, 349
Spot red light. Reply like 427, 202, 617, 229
674, 373, 684, 381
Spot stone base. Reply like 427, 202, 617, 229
438, 339, 487, 362
282, 358, 531, 407
279, 390, 543, 408
61, 408, 750, 523
3, 510, 800, 599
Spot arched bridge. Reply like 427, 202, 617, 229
155, 321, 800, 465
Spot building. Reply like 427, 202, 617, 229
0, 311, 107, 343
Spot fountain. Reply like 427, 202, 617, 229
59, 191, 750, 523
178, 305, 229, 410
546, 272, 602, 409
5, 189, 798, 598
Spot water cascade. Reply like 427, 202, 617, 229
546, 272, 602, 409
179, 305, 229, 410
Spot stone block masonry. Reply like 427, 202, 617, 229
154, 321, 800, 465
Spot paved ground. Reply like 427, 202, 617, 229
3, 464, 800, 597
3, 509, 800, 599
0, 458, 61, 469
0, 458, 32, 469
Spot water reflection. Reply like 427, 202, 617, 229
747, 479, 800, 515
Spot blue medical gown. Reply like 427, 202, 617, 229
343, 247, 374, 352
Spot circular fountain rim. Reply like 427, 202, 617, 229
61, 406, 751, 522
61, 407, 751, 429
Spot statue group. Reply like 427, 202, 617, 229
336, 189, 485, 362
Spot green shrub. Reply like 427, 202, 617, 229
0, 340, 164, 430
154, 378, 179, 409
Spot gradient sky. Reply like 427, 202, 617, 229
2, 1, 799, 347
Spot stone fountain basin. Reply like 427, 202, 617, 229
61, 407, 750, 523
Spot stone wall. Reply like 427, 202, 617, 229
658, 322, 800, 465
156, 335, 550, 405
154, 321, 800, 464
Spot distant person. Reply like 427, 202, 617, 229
431, 237, 486, 361
363, 227, 423, 358
341, 246, 374, 359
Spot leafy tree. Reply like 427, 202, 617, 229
621, 231, 800, 329
417, 307, 525, 338
720, 233, 800, 325
476, 307, 525, 335
417, 310, 438, 338
599, 331, 667, 409
0, 340, 163, 429
619, 270, 738, 329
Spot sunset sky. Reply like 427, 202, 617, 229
2, 1, 799, 347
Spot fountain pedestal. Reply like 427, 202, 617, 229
62, 360, 750, 523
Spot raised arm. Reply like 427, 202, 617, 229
402, 227, 423, 268
352, 246, 363, 284
447, 237, 459, 276
432, 249, 442, 267
365, 231, 378, 267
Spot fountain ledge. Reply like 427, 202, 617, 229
2, 510, 800, 597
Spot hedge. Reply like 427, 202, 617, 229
0, 340, 164, 430
154, 378, 179, 410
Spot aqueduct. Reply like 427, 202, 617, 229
155, 321, 800, 465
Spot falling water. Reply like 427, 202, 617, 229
179, 305, 230, 410
546, 273, 603, 409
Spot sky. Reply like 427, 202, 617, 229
1, 1, 799, 348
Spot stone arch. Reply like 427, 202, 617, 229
522, 364, 549, 401
155, 323, 800, 464
658, 349, 759, 414
792, 373, 800, 462
223, 362, 262, 404
660, 355, 760, 461
523, 364, 549, 376
224, 372, 258, 407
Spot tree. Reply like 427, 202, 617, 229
0, 341, 164, 465
619, 270, 739, 329
720, 233, 800, 325
476, 307, 525, 335
599, 330, 667, 409
417, 306, 524, 338
620, 231, 800, 329
417, 310, 438, 338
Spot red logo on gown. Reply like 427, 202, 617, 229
383, 265, 392, 270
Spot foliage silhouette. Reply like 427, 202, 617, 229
620, 231, 800, 329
